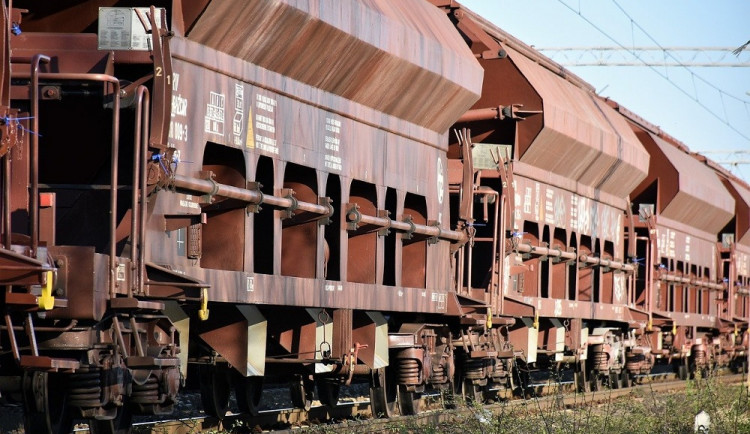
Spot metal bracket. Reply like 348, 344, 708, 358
0, 107, 22, 158
538, 241, 549, 262
197, 171, 217, 204
453, 9, 507, 60
246, 182, 263, 214
427, 220, 441, 245
345, 203, 361, 231
521, 242, 532, 259
401, 215, 415, 240
277, 188, 298, 220
377, 210, 391, 237
318, 197, 334, 225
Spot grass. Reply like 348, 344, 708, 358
135, 373, 750, 434
298, 375, 750, 434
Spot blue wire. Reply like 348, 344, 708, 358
152, 154, 169, 175
17, 125, 41, 137
1, 115, 42, 136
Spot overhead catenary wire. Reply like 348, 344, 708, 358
555, 0, 750, 143
610, 0, 750, 108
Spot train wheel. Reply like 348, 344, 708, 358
88, 404, 133, 434
290, 374, 314, 411
460, 379, 484, 403
369, 367, 396, 418
441, 380, 458, 409
609, 372, 620, 389
678, 363, 688, 380
397, 384, 421, 415
688, 361, 698, 380
235, 376, 263, 416
22, 371, 73, 434
588, 371, 602, 391
575, 364, 590, 393
620, 370, 631, 388
199, 364, 231, 419
316, 378, 340, 408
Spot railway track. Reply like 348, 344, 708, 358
93, 372, 745, 434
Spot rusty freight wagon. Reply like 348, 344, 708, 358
435, 2, 653, 391
0, 1, 748, 433
0, 0, 492, 432
615, 103, 749, 378
434, 0, 749, 393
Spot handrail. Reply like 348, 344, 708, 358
345, 204, 466, 243
29, 54, 50, 256
513, 243, 635, 272
132, 86, 149, 297
657, 272, 725, 291
578, 254, 635, 272
13, 72, 122, 298
515, 243, 577, 261
171, 174, 332, 216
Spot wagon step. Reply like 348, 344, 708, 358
110, 298, 165, 311
20, 355, 80, 372
126, 356, 180, 368
5, 293, 68, 309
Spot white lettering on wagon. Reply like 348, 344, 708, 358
431, 292, 446, 311
251, 93, 278, 154
168, 73, 188, 146
324, 117, 342, 172
204, 91, 225, 136
233, 83, 244, 147
172, 94, 187, 117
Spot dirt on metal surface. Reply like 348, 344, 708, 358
632, 130, 734, 234
186, 0, 482, 133
724, 179, 750, 246
453, 6, 650, 198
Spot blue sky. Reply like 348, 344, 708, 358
459, 0, 750, 180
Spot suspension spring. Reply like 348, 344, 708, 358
692, 349, 707, 368
130, 375, 162, 405
591, 345, 609, 371
68, 369, 102, 408
663, 333, 673, 348
491, 358, 507, 379
396, 358, 421, 385
430, 363, 448, 384
625, 353, 645, 372
463, 354, 488, 380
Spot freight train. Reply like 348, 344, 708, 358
0, 1, 746, 433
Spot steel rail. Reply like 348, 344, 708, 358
125, 373, 745, 433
